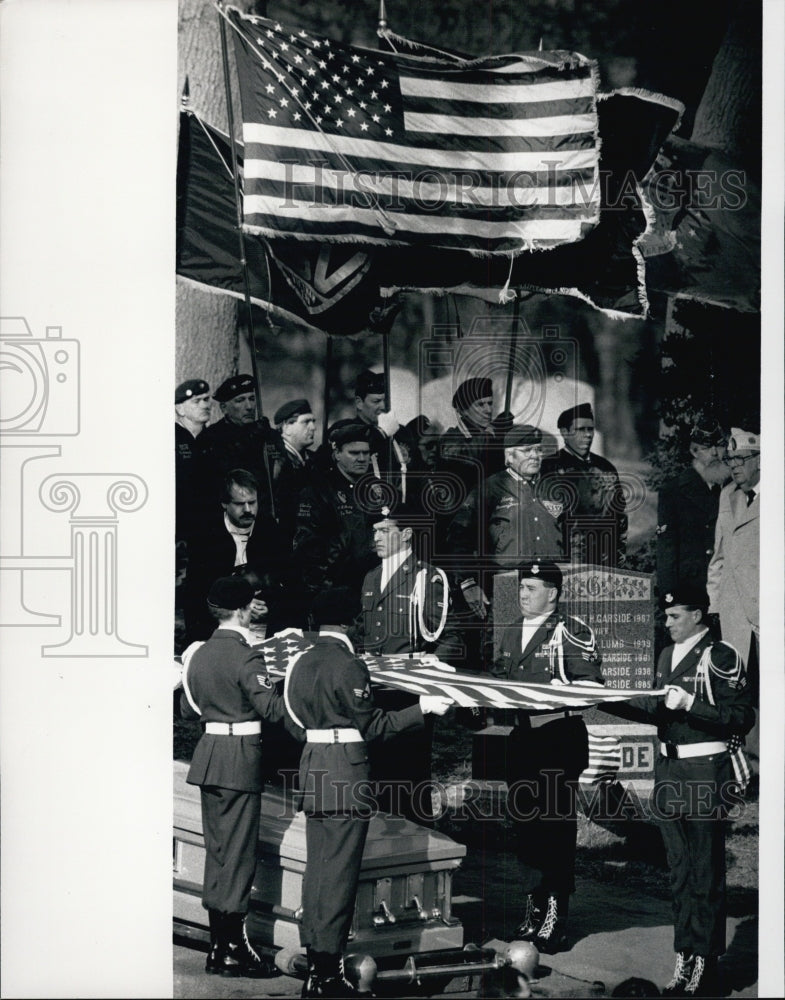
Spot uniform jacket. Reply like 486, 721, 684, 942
181, 628, 301, 792
355, 553, 462, 663
625, 631, 754, 746
492, 610, 605, 687
540, 448, 627, 566
271, 442, 318, 547
183, 507, 285, 643
285, 633, 424, 813
290, 466, 385, 601
447, 468, 563, 585
175, 423, 201, 541
706, 482, 759, 659
439, 419, 506, 493
656, 465, 722, 594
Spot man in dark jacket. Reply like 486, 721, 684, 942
540, 402, 627, 567
285, 587, 451, 997
182, 469, 284, 646
656, 422, 729, 595
180, 576, 303, 978
492, 560, 604, 954
601, 586, 755, 997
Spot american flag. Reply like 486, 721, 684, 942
224, 7, 601, 254
257, 632, 651, 714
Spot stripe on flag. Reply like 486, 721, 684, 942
225, 8, 601, 254
581, 729, 623, 786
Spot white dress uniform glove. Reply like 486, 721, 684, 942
419, 695, 452, 716
664, 685, 695, 711
418, 654, 457, 673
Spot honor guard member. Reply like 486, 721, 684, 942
290, 422, 388, 616
180, 576, 304, 979
540, 402, 628, 567
354, 503, 460, 823
447, 424, 564, 663
194, 374, 278, 519
285, 587, 451, 997
492, 560, 605, 954
175, 378, 211, 542
602, 586, 754, 997
657, 422, 729, 595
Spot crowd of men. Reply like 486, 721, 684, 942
174, 367, 759, 998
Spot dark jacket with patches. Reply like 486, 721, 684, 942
181, 628, 301, 792
285, 634, 424, 813
656, 466, 721, 594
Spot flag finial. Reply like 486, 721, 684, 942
181, 75, 190, 108
538, 37, 543, 51
378, 0, 388, 33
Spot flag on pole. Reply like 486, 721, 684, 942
224, 6, 601, 254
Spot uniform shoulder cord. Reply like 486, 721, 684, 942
410, 567, 449, 645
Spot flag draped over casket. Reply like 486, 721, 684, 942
224, 5, 602, 255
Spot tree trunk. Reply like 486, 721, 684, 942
176, 0, 258, 394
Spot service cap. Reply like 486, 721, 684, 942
214, 374, 256, 403
175, 379, 210, 404
518, 559, 563, 593
207, 576, 255, 611
274, 398, 312, 425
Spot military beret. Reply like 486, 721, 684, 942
660, 585, 709, 612
207, 575, 255, 610
330, 421, 373, 448
557, 402, 594, 429
518, 559, 563, 593
452, 377, 493, 412
175, 379, 210, 404
354, 369, 386, 398
690, 421, 725, 448
214, 374, 256, 403
727, 426, 760, 453
503, 424, 543, 448
274, 398, 312, 425
310, 587, 360, 628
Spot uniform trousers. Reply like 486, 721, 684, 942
370, 689, 434, 825
200, 785, 261, 914
655, 755, 729, 957
302, 813, 370, 954
507, 715, 588, 895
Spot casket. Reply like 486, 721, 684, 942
173, 761, 466, 959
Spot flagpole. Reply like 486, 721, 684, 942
323, 335, 333, 443
218, 5, 265, 417
504, 297, 520, 415
382, 331, 391, 411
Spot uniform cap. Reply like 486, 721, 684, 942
175, 379, 210, 404
329, 420, 373, 448
354, 369, 386, 398
206, 575, 255, 611
503, 424, 543, 448
214, 374, 256, 403
660, 585, 710, 612
371, 501, 420, 529
727, 427, 760, 453
452, 377, 493, 412
689, 421, 725, 448
273, 398, 312, 425
518, 559, 563, 593
557, 402, 594, 429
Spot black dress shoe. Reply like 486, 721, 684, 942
533, 894, 569, 954
218, 913, 278, 978
683, 955, 718, 997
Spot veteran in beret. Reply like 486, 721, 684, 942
439, 377, 514, 491
180, 575, 304, 979
600, 585, 755, 997
540, 402, 628, 567
175, 378, 211, 542
193, 374, 278, 519
492, 559, 604, 955
656, 421, 730, 597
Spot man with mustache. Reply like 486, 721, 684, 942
656, 422, 730, 596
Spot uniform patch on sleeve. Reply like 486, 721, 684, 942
656, 523, 668, 535
256, 674, 273, 689
353, 683, 371, 700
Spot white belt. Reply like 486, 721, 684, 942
306, 728, 364, 744
205, 720, 262, 736
660, 741, 727, 759
528, 709, 582, 729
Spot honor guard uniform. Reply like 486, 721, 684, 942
284, 588, 450, 997
354, 504, 460, 824
180, 576, 304, 979
604, 586, 755, 997
492, 560, 604, 954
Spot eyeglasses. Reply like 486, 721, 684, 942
726, 453, 760, 467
